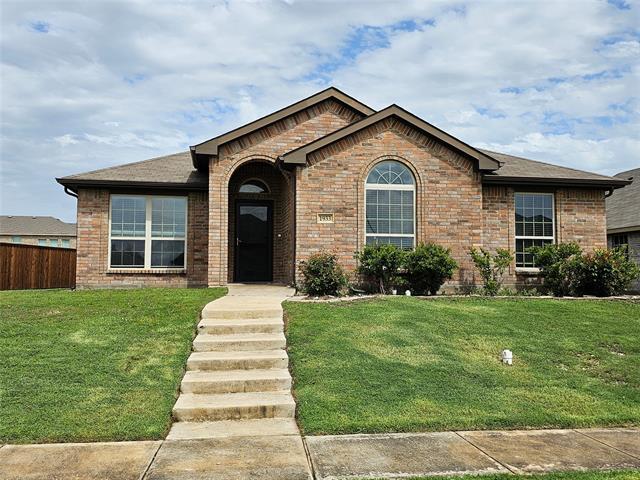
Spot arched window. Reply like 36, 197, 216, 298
365, 160, 415, 249
239, 179, 269, 194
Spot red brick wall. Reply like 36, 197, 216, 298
75, 188, 208, 288
295, 117, 483, 287
207, 99, 365, 285
482, 185, 607, 288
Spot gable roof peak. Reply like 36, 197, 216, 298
190, 87, 375, 170
281, 103, 501, 171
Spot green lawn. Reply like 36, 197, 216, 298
0, 287, 225, 444
285, 297, 640, 435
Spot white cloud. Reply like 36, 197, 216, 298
0, 0, 638, 221
54, 134, 80, 146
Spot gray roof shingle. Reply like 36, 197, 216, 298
56, 148, 628, 191
0, 216, 76, 236
480, 150, 627, 186
57, 152, 207, 190
606, 167, 640, 231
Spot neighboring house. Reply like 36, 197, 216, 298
57, 87, 629, 289
0, 216, 76, 248
606, 168, 639, 292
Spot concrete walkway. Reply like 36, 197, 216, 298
2, 428, 638, 479
155, 283, 312, 480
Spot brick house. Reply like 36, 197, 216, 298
606, 168, 639, 292
57, 88, 629, 289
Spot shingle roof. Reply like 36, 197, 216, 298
0, 216, 76, 236
480, 150, 629, 188
57, 152, 207, 191
58, 148, 629, 192
606, 167, 640, 231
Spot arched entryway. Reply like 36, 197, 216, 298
228, 160, 294, 284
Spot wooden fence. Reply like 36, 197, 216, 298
0, 243, 76, 290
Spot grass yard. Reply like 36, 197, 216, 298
0, 287, 225, 444
285, 297, 640, 435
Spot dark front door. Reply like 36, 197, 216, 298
235, 201, 273, 282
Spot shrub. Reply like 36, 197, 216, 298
529, 242, 583, 297
403, 243, 458, 295
355, 244, 405, 294
299, 251, 347, 296
469, 247, 513, 296
575, 247, 640, 297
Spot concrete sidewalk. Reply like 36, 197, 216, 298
306, 428, 640, 479
1, 428, 638, 480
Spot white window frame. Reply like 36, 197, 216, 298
364, 162, 416, 249
514, 192, 555, 271
108, 194, 188, 271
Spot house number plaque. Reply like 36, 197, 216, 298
317, 213, 334, 224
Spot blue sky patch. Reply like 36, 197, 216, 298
123, 74, 147, 85
607, 0, 631, 9
30, 21, 50, 33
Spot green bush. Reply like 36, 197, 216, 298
469, 247, 513, 296
529, 242, 583, 297
299, 252, 347, 296
403, 243, 458, 295
575, 247, 640, 297
355, 244, 405, 294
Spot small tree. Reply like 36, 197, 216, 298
404, 243, 458, 295
469, 247, 513, 296
575, 247, 640, 297
529, 242, 582, 297
356, 244, 405, 294
299, 252, 347, 296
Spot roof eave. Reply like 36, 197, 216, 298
56, 177, 208, 192
482, 175, 631, 189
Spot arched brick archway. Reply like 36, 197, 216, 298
227, 160, 294, 284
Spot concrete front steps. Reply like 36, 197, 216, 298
198, 318, 283, 335
187, 350, 289, 371
173, 392, 296, 422
168, 284, 298, 440
181, 369, 291, 394
166, 418, 300, 440
193, 332, 286, 352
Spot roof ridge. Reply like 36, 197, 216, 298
613, 167, 640, 178
59, 151, 190, 180
479, 148, 616, 180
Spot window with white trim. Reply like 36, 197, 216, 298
365, 160, 415, 249
515, 192, 554, 268
109, 195, 187, 269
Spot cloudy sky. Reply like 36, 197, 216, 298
1, 0, 638, 223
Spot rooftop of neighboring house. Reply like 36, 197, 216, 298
606, 167, 640, 232
0, 216, 76, 236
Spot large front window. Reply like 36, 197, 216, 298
365, 160, 415, 249
515, 192, 554, 268
109, 195, 187, 269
